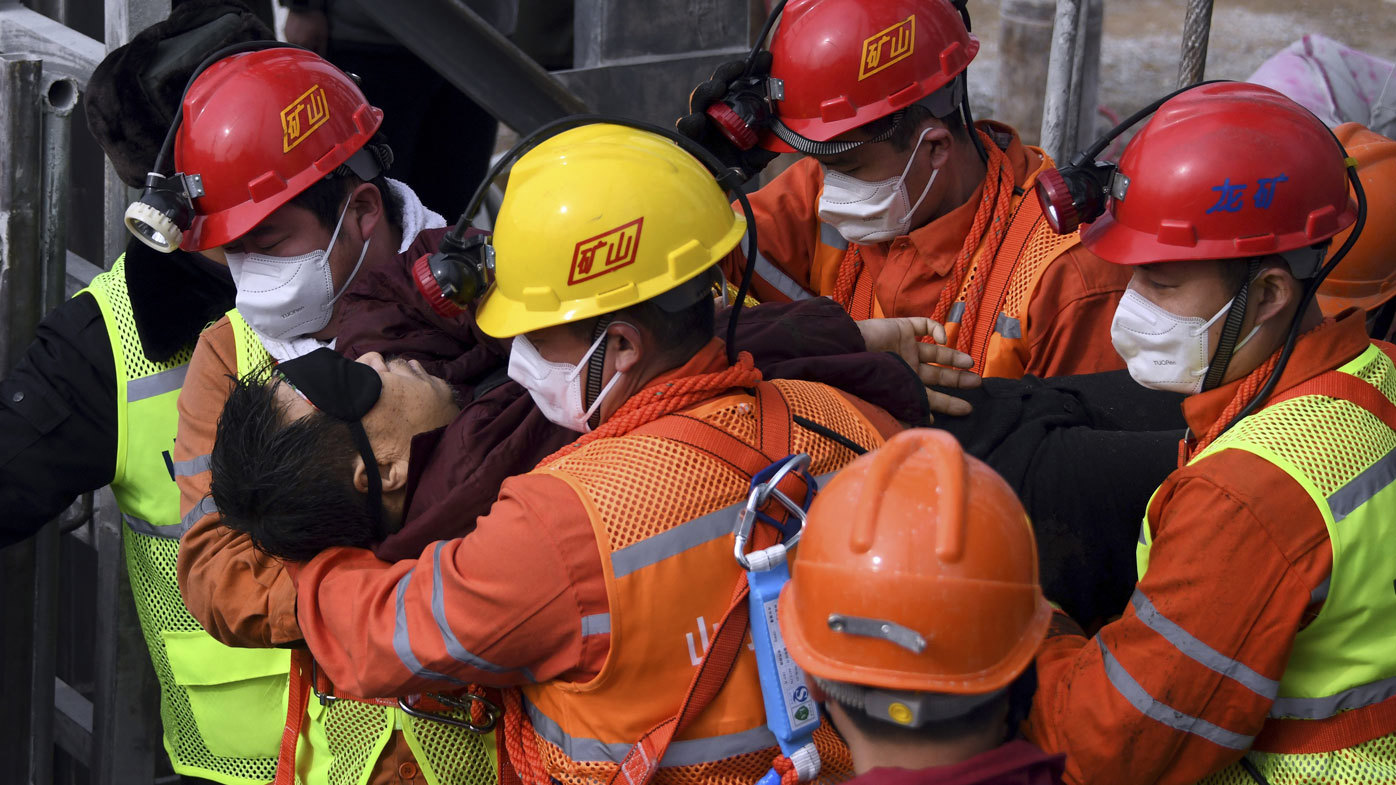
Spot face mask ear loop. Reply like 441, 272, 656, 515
326, 197, 374, 304
1202, 258, 1261, 392
581, 315, 615, 430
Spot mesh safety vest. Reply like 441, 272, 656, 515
228, 311, 500, 785
1137, 342, 1396, 784
83, 258, 288, 784
520, 379, 887, 785
785, 145, 1080, 378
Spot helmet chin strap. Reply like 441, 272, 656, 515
584, 315, 616, 431
1202, 258, 1261, 392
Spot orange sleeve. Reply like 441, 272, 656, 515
295, 472, 609, 697
1023, 244, 1131, 378
174, 319, 302, 647
724, 158, 824, 303
1026, 451, 1331, 785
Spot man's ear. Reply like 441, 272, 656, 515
347, 181, 385, 243
352, 454, 410, 494
1250, 266, 1298, 325
608, 321, 645, 374
923, 120, 955, 170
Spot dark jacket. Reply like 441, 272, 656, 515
0, 239, 234, 546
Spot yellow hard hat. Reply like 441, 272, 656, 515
475, 123, 747, 338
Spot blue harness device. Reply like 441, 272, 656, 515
734, 455, 823, 785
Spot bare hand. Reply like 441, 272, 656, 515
857, 317, 981, 419
284, 10, 330, 55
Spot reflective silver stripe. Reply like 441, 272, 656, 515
178, 496, 217, 532
1328, 446, 1396, 522
525, 697, 776, 765
393, 569, 465, 685
426, 542, 530, 680
1268, 673, 1396, 720
122, 512, 192, 540
948, 301, 966, 323
1098, 638, 1254, 750
1138, 523, 1149, 545
753, 251, 814, 302
1308, 575, 1330, 606
994, 313, 1022, 340
127, 365, 188, 402
610, 472, 838, 580
817, 221, 849, 251
172, 454, 211, 477
581, 613, 610, 636
1130, 590, 1279, 700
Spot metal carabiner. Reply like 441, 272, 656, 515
396, 690, 501, 734
734, 453, 813, 571
309, 658, 337, 706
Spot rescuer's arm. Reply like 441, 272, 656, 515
296, 472, 607, 697
1023, 244, 1132, 377
174, 320, 302, 647
1026, 453, 1330, 785
0, 294, 118, 546
723, 158, 825, 303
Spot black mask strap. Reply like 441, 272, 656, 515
1203, 258, 1260, 392
584, 315, 615, 431
276, 348, 386, 534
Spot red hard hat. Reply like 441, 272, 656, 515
779, 429, 1050, 694
174, 48, 383, 251
762, 0, 978, 152
1083, 82, 1357, 266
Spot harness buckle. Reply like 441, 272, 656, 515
734, 453, 814, 571
397, 690, 501, 734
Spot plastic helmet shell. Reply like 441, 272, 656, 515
174, 48, 382, 251
1317, 123, 1396, 315
778, 429, 1051, 694
761, 0, 978, 151
475, 124, 746, 338
1083, 82, 1357, 267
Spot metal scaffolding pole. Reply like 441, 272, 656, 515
1039, 0, 1082, 163
1178, 0, 1215, 88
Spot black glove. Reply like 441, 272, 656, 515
676, 52, 779, 182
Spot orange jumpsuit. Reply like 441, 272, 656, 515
1026, 313, 1385, 784
730, 121, 1130, 378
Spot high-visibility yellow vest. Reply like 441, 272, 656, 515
83, 257, 289, 785
227, 311, 500, 785
1138, 342, 1396, 784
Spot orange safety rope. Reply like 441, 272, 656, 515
542, 353, 763, 464
1179, 319, 1338, 465
772, 754, 801, 785
934, 130, 1016, 353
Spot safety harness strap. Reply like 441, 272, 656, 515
964, 192, 1054, 372
274, 649, 314, 785
609, 382, 797, 785
1269, 345, 1396, 432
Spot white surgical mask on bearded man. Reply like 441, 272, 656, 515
817, 127, 938, 245
1110, 288, 1263, 395
226, 198, 372, 341
508, 330, 626, 433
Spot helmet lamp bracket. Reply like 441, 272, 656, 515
826, 614, 927, 654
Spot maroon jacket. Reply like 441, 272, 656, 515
371, 296, 930, 560
847, 742, 1065, 785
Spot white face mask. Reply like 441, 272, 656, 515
508, 330, 625, 433
226, 200, 371, 341
1110, 288, 1262, 394
817, 127, 938, 245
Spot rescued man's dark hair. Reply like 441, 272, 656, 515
209, 370, 380, 562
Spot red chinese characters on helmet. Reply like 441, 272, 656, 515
174, 48, 383, 251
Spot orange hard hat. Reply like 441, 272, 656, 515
1317, 123, 1396, 316
779, 429, 1050, 695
